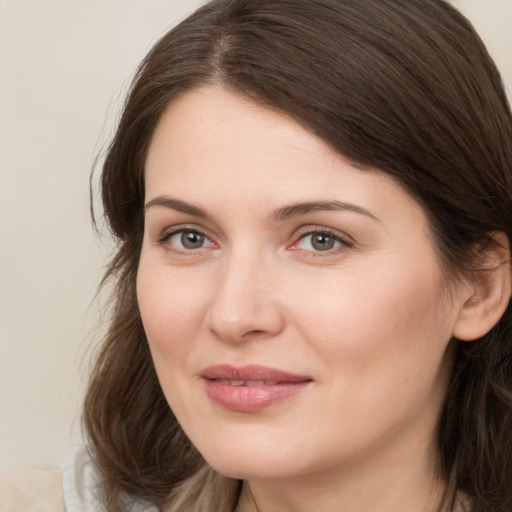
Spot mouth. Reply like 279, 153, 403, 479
200, 364, 312, 412
214, 379, 280, 386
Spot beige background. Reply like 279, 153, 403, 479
1, 0, 511, 470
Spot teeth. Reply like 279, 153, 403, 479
246, 380, 265, 387
215, 379, 277, 386
217, 379, 244, 386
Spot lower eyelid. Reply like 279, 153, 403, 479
154, 226, 352, 255
157, 228, 215, 250
293, 230, 352, 248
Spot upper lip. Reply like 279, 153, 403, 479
200, 364, 312, 383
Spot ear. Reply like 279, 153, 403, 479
453, 232, 511, 342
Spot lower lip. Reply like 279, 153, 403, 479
204, 379, 310, 412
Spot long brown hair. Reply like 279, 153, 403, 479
84, 1, 512, 510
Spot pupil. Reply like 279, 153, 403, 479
181, 231, 204, 249
312, 233, 334, 251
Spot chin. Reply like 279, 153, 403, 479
189, 428, 314, 480
205, 454, 298, 481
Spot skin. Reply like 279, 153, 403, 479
137, 85, 474, 512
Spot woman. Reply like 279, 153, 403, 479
3, 0, 511, 510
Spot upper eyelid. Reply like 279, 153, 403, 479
150, 216, 229, 245
154, 223, 354, 250
158, 227, 216, 255
293, 226, 354, 244
159, 224, 214, 241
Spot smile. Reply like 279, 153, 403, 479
200, 365, 312, 412
215, 379, 279, 386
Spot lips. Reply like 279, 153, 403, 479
200, 364, 312, 412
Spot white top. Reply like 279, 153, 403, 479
0, 450, 468, 511
0, 450, 156, 512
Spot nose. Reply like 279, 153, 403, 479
206, 251, 285, 343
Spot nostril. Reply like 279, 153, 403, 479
205, 277, 285, 342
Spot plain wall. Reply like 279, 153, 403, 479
1, 0, 511, 470
0, 0, 205, 470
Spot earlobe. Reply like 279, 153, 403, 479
452, 232, 511, 342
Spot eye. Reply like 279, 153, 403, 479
291, 229, 352, 253
163, 229, 215, 251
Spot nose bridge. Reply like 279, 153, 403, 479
206, 245, 283, 343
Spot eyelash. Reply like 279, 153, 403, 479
158, 226, 216, 255
289, 228, 354, 256
157, 226, 353, 257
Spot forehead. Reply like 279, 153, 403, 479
146, 85, 342, 180
144, 85, 423, 231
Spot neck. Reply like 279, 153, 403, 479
235, 442, 448, 512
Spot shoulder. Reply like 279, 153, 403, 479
0, 465, 65, 512
61, 449, 158, 512
0, 451, 102, 512
1, 451, 158, 512
60, 449, 107, 511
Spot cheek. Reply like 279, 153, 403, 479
287, 268, 455, 452
136, 261, 209, 361
289, 262, 454, 384
136, 261, 214, 424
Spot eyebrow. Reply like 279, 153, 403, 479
145, 196, 210, 218
145, 196, 380, 223
272, 200, 380, 223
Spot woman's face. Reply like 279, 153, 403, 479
137, 85, 466, 481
